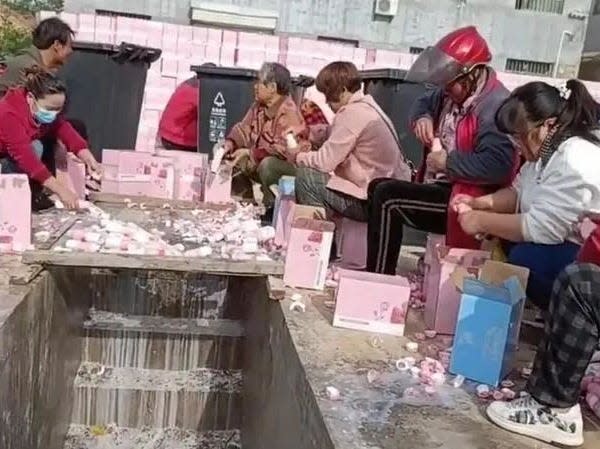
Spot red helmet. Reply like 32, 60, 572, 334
405, 26, 492, 86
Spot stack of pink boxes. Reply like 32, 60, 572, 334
0, 174, 31, 252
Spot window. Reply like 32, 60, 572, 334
409, 47, 424, 55
505, 58, 554, 76
96, 9, 151, 20
514, 0, 564, 14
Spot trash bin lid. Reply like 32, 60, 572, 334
191, 65, 258, 79
72, 41, 162, 64
359, 68, 408, 81
292, 75, 315, 88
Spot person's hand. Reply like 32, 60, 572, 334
579, 210, 600, 224
222, 140, 235, 155
426, 150, 447, 173
414, 117, 434, 146
58, 187, 80, 210
450, 194, 475, 213
458, 210, 484, 236
83, 154, 102, 175
228, 148, 251, 168
284, 124, 308, 139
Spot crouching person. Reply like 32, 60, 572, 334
487, 261, 600, 447
455, 79, 600, 309
288, 61, 412, 221
223, 62, 308, 212
0, 68, 101, 210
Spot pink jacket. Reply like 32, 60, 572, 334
296, 91, 411, 200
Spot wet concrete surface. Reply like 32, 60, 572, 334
275, 250, 600, 449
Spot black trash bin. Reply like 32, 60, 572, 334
360, 69, 428, 168
191, 66, 258, 154
58, 42, 161, 161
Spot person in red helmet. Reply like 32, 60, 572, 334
366, 26, 518, 274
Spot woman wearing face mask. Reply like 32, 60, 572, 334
0, 67, 100, 209
454, 79, 600, 309
366, 26, 518, 275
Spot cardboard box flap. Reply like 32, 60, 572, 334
463, 278, 510, 303
452, 260, 529, 292
292, 217, 335, 232
292, 205, 326, 221
478, 260, 529, 291
503, 276, 527, 305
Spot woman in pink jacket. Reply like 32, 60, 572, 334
288, 61, 412, 221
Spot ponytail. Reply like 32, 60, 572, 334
496, 79, 600, 145
21, 66, 66, 99
557, 79, 600, 144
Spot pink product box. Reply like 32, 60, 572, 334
156, 150, 208, 202
337, 218, 368, 270
0, 175, 31, 250
204, 166, 232, 204
280, 204, 327, 249
424, 247, 491, 335
274, 195, 295, 246
66, 156, 87, 200
101, 150, 175, 199
334, 270, 411, 336
283, 218, 335, 290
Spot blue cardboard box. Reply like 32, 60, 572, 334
449, 276, 525, 387
272, 176, 296, 227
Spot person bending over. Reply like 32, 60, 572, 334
455, 79, 600, 309
366, 26, 517, 274
0, 68, 100, 209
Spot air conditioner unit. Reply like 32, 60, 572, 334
375, 0, 399, 17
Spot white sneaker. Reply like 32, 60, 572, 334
487, 395, 584, 447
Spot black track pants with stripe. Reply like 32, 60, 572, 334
366, 178, 452, 274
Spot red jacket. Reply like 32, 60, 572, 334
0, 88, 87, 183
410, 71, 519, 249
158, 78, 198, 149
578, 219, 600, 265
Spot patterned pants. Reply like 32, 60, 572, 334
528, 263, 600, 408
295, 167, 368, 222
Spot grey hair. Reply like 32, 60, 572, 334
258, 62, 292, 95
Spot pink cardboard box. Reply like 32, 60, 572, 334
424, 247, 491, 335
273, 195, 295, 246
337, 218, 368, 270
334, 270, 411, 336
0, 175, 31, 251
66, 156, 86, 200
280, 204, 327, 248
283, 218, 335, 290
101, 150, 175, 199
204, 165, 232, 203
156, 150, 208, 202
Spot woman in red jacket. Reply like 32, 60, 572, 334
0, 67, 100, 209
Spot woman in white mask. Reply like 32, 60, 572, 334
0, 66, 100, 209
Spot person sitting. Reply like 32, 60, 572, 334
223, 62, 307, 211
0, 17, 74, 97
157, 62, 217, 152
0, 68, 101, 210
288, 61, 411, 222
454, 79, 600, 310
486, 215, 600, 446
365, 26, 517, 275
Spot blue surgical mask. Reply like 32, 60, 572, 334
34, 107, 59, 125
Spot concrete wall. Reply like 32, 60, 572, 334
64, 0, 592, 78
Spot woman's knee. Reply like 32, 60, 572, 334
295, 167, 322, 205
